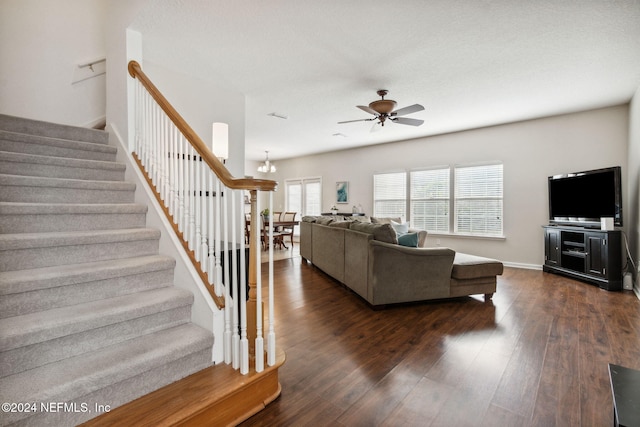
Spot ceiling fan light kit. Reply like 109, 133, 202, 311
339, 89, 425, 128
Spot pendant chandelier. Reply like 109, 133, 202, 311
257, 150, 276, 173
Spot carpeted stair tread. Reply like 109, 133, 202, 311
0, 202, 147, 216
0, 129, 115, 159
0, 287, 194, 351
0, 323, 213, 425
0, 114, 109, 145
0, 228, 160, 251
0, 173, 135, 192
0, 255, 175, 296
0, 202, 149, 233
0, 150, 126, 181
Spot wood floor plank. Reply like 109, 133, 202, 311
530, 314, 581, 426
240, 258, 640, 426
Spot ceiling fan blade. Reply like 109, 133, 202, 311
391, 104, 425, 117
338, 118, 375, 124
357, 105, 379, 116
392, 117, 424, 126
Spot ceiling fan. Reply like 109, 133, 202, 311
338, 90, 425, 128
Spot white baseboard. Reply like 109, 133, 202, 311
503, 261, 542, 270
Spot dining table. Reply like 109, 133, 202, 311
246, 219, 300, 249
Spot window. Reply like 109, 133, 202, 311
285, 177, 321, 217
454, 164, 503, 236
373, 172, 406, 219
374, 163, 503, 237
410, 168, 450, 232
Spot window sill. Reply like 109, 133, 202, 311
426, 231, 506, 241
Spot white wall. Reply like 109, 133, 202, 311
104, 1, 148, 144
140, 62, 246, 178
268, 105, 630, 268
628, 87, 640, 293
0, 0, 107, 126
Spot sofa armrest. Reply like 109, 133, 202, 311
368, 241, 455, 305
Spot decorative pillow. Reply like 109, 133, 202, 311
397, 232, 419, 247
373, 223, 397, 244
351, 216, 372, 223
349, 222, 397, 244
316, 217, 335, 225
301, 216, 318, 223
371, 217, 402, 225
329, 221, 351, 229
390, 220, 409, 235
349, 222, 376, 234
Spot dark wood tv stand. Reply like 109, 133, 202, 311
542, 225, 623, 291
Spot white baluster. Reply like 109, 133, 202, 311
177, 135, 185, 233
142, 92, 149, 169
207, 171, 215, 285
173, 127, 181, 219
267, 190, 276, 366
200, 161, 208, 270
222, 183, 232, 364
231, 189, 240, 370
161, 115, 169, 204
134, 81, 141, 155
215, 179, 223, 295
194, 151, 202, 261
150, 104, 157, 186
188, 146, 196, 249
254, 190, 264, 373
168, 126, 176, 217
237, 193, 249, 375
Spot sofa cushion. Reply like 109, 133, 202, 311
349, 222, 398, 244
302, 216, 318, 223
329, 221, 351, 229
397, 232, 419, 247
451, 253, 504, 279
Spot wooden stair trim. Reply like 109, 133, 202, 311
80, 348, 285, 426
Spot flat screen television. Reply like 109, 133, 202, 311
548, 166, 622, 227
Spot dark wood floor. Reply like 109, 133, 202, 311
241, 256, 640, 427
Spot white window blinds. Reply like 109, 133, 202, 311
454, 164, 503, 236
373, 172, 406, 219
410, 168, 450, 232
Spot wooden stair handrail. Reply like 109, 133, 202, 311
128, 60, 277, 192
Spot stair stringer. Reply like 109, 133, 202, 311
107, 123, 225, 363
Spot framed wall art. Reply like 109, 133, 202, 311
336, 181, 348, 203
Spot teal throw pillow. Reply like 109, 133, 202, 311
397, 232, 419, 247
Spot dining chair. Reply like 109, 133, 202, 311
261, 215, 284, 250
279, 212, 297, 248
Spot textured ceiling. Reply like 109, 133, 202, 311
131, 0, 640, 161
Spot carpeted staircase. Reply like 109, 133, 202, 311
0, 115, 214, 426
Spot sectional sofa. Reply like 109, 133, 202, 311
300, 216, 503, 307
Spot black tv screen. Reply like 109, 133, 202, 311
548, 166, 622, 227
